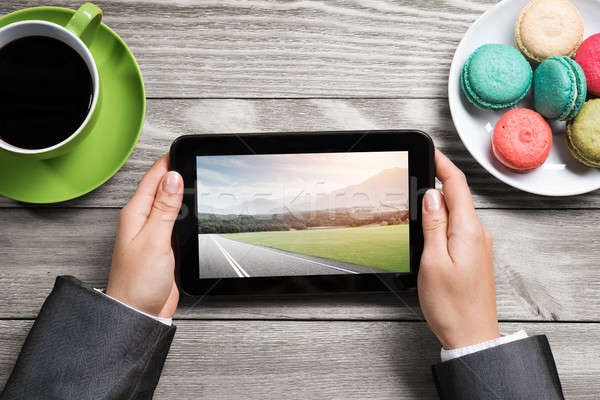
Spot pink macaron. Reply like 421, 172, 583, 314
575, 33, 600, 97
492, 108, 552, 173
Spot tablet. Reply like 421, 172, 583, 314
170, 130, 434, 296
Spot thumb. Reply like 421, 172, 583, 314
421, 189, 448, 252
144, 170, 184, 242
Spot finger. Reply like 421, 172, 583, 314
158, 282, 179, 319
119, 155, 169, 239
434, 149, 479, 227
421, 189, 449, 255
143, 170, 184, 243
483, 226, 494, 252
130, 155, 170, 214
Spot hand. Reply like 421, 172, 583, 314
418, 150, 499, 349
106, 155, 183, 318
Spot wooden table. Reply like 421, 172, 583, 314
1, 1, 599, 398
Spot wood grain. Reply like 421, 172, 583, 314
0, 320, 598, 399
2, 207, 599, 320
0, 0, 495, 98
0, 0, 597, 395
2, 99, 599, 208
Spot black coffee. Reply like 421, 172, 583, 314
0, 36, 93, 149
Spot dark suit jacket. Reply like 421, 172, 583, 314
433, 335, 564, 399
0, 276, 175, 400
1, 276, 564, 399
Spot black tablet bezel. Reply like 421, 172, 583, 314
170, 130, 434, 296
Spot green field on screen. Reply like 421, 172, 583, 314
221, 224, 409, 272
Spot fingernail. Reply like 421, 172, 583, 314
424, 189, 441, 212
163, 171, 181, 194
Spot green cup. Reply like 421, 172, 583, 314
0, 3, 102, 159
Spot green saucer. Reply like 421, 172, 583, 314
0, 6, 145, 204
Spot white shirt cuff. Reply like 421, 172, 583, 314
440, 330, 528, 362
94, 288, 172, 326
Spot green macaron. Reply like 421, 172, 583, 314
461, 44, 532, 111
566, 99, 600, 168
533, 56, 587, 121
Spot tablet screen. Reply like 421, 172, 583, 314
196, 151, 410, 278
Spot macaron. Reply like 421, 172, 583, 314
492, 108, 552, 173
533, 56, 587, 121
461, 44, 532, 111
566, 99, 600, 168
515, 0, 584, 63
575, 33, 600, 97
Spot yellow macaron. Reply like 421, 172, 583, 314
566, 99, 600, 168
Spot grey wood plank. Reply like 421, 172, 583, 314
2, 99, 599, 208
0, 0, 494, 98
0, 320, 598, 399
2, 207, 600, 320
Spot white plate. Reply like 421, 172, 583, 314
448, 0, 600, 196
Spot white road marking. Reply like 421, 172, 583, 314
210, 235, 250, 277
219, 236, 359, 275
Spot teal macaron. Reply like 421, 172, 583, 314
461, 44, 533, 111
533, 56, 587, 121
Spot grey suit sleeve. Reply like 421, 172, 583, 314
432, 335, 564, 400
0, 275, 176, 400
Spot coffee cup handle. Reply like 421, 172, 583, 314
65, 3, 103, 45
